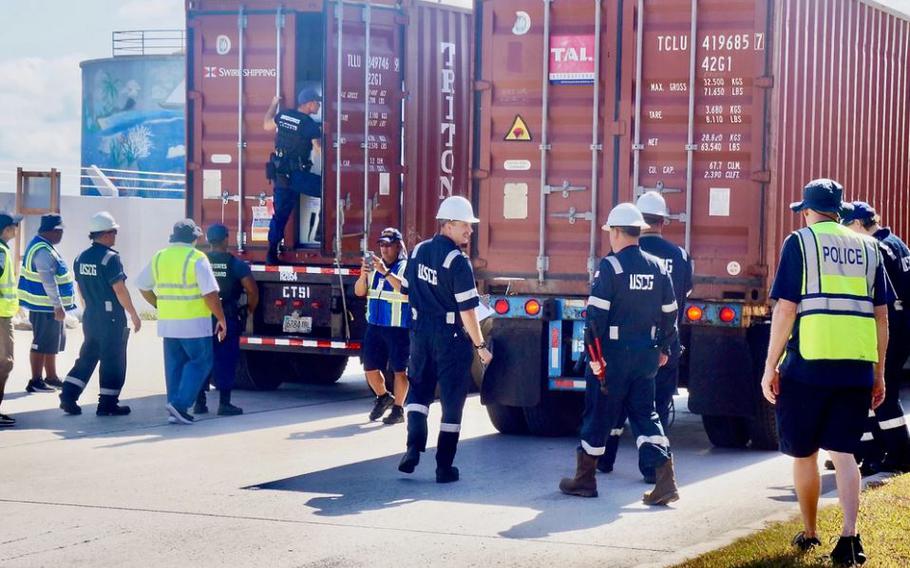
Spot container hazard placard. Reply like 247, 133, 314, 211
549, 35, 595, 85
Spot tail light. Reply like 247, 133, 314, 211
493, 298, 510, 315
311, 301, 322, 310
719, 306, 736, 323
274, 299, 286, 308
686, 305, 703, 321
525, 299, 541, 316
291, 300, 305, 309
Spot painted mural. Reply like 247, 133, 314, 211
81, 55, 185, 198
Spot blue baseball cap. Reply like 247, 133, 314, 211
38, 214, 64, 232
840, 201, 877, 225
377, 227, 403, 245
206, 223, 229, 243
0, 212, 23, 231
789, 178, 844, 213
297, 88, 322, 106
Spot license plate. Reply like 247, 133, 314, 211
282, 315, 312, 334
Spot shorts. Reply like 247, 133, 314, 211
29, 310, 66, 354
776, 376, 872, 458
362, 324, 410, 372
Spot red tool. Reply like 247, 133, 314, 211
584, 322, 608, 394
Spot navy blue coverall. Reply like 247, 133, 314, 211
600, 234, 692, 476
580, 245, 679, 474
401, 235, 480, 470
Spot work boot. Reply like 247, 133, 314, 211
435, 430, 461, 483
398, 447, 421, 474
830, 534, 867, 566
26, 379, 55, 393
96, 404, 131, 416
399, 410, 428, 473
559, 448, 599, 498
436, 466, 460, 483
218, 403, 243, 416
44, 376, 64, 389
369, 392, 394, 421
643, 457, 679, 505
382, 405, 404, 425
266, 247, 280, 265
194, 390, 209, 415
59, 395, 82, 415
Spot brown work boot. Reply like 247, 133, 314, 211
643, 457, 679, 506
559, 448, 599, 497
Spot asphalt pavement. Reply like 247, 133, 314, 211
1, 323, 906, 567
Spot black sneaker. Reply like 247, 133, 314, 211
193, 401, 209, 415
97, 405, 131, 416
436, 466, 460, 484
43, 376, 65, 389
0, 413, 15, 427
398, 447, 420, 474
831, 535, 867, 566
59, 397, 82, 415
217, 403, 243, 416
26, 379, 55, 393
791, 531, 821, 552
859, 461, 879, 477
369, 393, 395, 421
382, 405, 404, 425
166, 403, 195, 425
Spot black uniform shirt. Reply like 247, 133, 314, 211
74, 243, 126, 320
586, 245, 678, 351
403, 235, 480, 326
274, 109, 321, 161
207, 251, 251, 319
874, 227, 910, 333
639, 234, 693, 327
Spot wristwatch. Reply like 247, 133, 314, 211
474, 341, 487, 350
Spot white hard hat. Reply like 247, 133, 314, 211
436, 195, 480, 223
602, 203, 649, 230
636, 191, 669, 217
89, 211, 119, 233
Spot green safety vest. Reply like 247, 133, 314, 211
152, 246, 211, 321
794, 221, 879, 362
0, 242, 18, 317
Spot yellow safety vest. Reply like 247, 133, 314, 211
0, 241, 19, 317
795, 221, 879, 362
152, 246, 211, 321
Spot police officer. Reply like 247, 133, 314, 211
18, 214, 76, 393
598, 191, 693, 481
0, 212, 22, 427
59, 212, 141, 416
194, 223, 259, 416
262, 88, 323, 264
354, 227, 410, 425
559, 203, 680, 506
761, 180, 888, 565
398, 196, 492, 483
842, 201, 910, 473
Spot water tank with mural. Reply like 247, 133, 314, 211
80, 31, 186, 199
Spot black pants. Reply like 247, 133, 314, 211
858, 330, 910, 464
61, 314, 129, 407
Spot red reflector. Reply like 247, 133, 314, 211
311, 301, 321, 310
494, 298, 510, 315
291, 300, 304, 309
525, 299, 541, 316
581, 309, 587, 319
686, 306, 703, 321
719, 307, 736, 323
274, 299, 286, 308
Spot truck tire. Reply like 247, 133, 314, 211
523, 391, 583, 437
235, 350, 285, 391
749, 398, 779, 450
292, 354, 349, 385
485, 402, 529, 435
702, 415, 750, 448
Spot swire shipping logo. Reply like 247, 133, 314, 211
204, 66, 277, 79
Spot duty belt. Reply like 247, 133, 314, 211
411, 308, 457, 326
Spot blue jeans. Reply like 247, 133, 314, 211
164, 337, 213, 411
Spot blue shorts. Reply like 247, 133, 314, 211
29, 311, 66, 354
362, 324, 410, 372
775, 376, 872, 458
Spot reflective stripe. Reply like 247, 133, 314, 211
587, 296, 611, 310
609, 428, 624, 437
398, 275, 409, 287
156, 294, 204, 301
798, 296, 874, 315
101, 250, 115, 266
868, 410, 876, 418
609, 326, 619, 340
454, 288, 478, 303
861, 432, 874, 442
606, 256, 623, 274
99, 388, 121, 396
581, 440, 606, 456
411, 240, 428, 259
636, 435, 670, 448
442, 249, 462, 269
440, 422, 461, 433
879, 416, 907, 430
405, 403, 429, 415
0, 242, 18, 317
64, 376, 86, 389
661, 300, 678, 313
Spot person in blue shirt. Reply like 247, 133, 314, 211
560, 203, 680, 506
761, 179, 888, 564
598, 191, 693, 482
354, 227, 410, 425
842, 201, 910, 473
397, 196, 492, 483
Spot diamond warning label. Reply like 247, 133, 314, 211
504, 115, 532, 141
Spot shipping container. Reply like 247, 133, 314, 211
474, 0, 910, 446
185, 0, 473, 388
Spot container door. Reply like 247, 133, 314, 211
323, 2, 405, 260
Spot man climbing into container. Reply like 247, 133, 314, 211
354, 227, 410, 425
397, 196, 493, 483
761, 179, 888, 565
842, 201, 910, 474
598, 191, 692, 483
559, 203, 680, 506
263, 88, 323, 263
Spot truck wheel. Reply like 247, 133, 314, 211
485, 402, 528, 435
292, 354, 349, 385
523, 391, 583, 437
749, 398, 779, 450
702, 415, 750, 448
235, 350, 285, 391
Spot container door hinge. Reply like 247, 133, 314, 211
536, 256, 550, 272
474, 80, 492, 92
755, 76, 774, 89
472, 169, 490, 180
751, 170, 772, 183
609, 121, 627, 135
